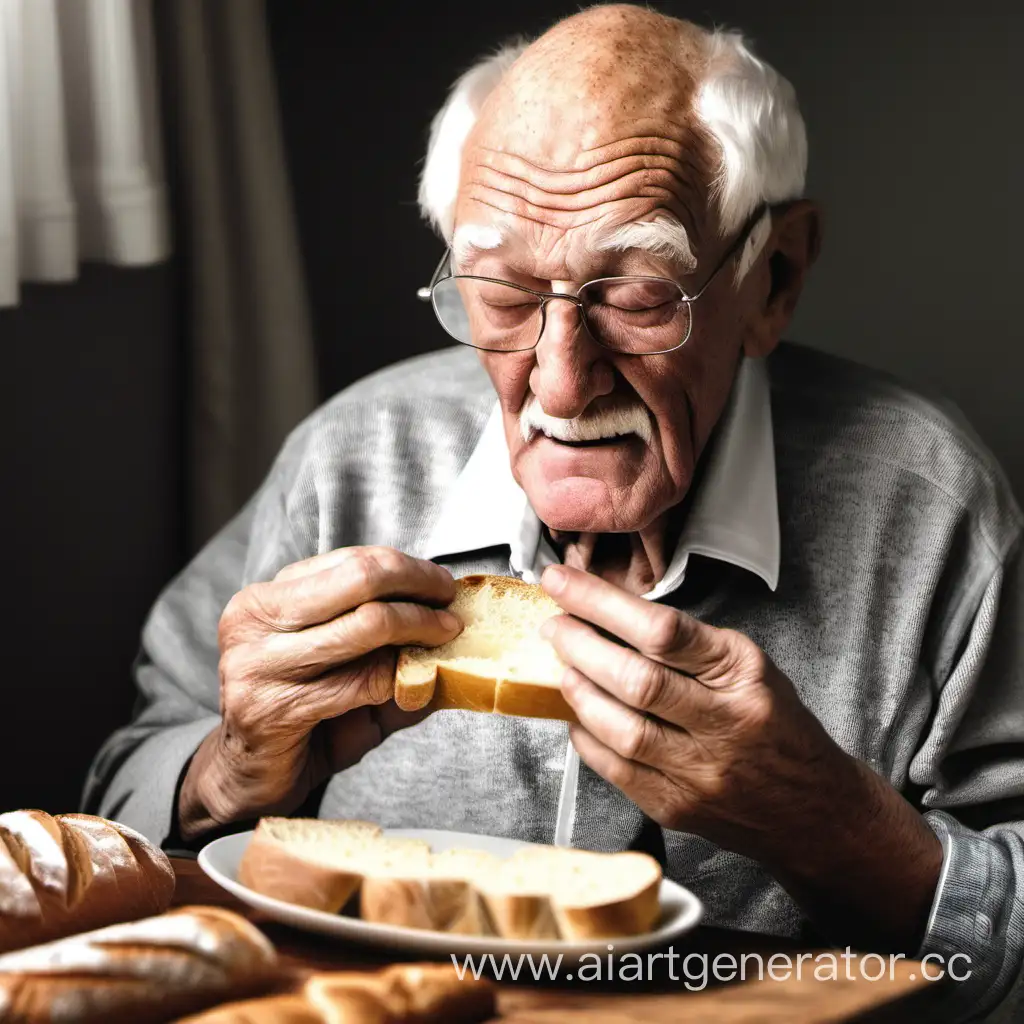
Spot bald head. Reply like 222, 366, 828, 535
482, 5, 711, 159
421, 3, 807, 263
454, 6, 723, 281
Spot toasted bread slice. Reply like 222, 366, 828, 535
395, 574, 574, 722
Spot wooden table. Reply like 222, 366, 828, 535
172, 857, 949, 1023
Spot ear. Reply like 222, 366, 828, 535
742, 200, 823, 358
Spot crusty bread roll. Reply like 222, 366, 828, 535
306, 964, 495, 1023
238, 818, 662, 941
0, 811, 175, 953
0, 905, 278, 1023
395, 574, 575, 722
179, 964, 495, 1024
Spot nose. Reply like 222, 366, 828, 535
528, 296, 614, 419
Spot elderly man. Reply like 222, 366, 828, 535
87, 6, 1023, 1020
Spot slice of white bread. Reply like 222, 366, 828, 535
238, 819, 663, 941
236, 818, 430, 914
483, 846, 663, 940
395, 574, 575, 722
359, 848, 501, 936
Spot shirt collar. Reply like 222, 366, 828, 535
422, 356, 780, 595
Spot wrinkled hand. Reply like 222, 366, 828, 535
539, 564, 943, 952
539, 564, 867, 858
179, 547, 461, 840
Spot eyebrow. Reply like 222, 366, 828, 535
451, 217, 698, 275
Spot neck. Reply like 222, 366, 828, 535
542, 446, 712, 596
546, 504, 687, 597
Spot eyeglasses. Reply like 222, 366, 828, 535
417, 205, 768, 355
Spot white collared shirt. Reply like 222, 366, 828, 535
421, 356, 781, 846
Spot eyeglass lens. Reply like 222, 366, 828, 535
431, 276, 690, 354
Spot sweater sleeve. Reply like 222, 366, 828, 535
910, 537, 1024, 1022
80, 431, 314, 847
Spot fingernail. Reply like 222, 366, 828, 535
539, 617, 556, 640
543, 565, 567, 593
439, 611, 461, 630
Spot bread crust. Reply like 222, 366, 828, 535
0, 905, 278, 1023
239, 818, 663, 944
0, 811, 176, 954
476, 889, 560, 941
306, 964, 495, 1024
237, 821, 377, 915
555, 873, 662, 940
359, 875, 493, 936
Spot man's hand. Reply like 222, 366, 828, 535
539, 564, 943, 953
178, 547, 461, 841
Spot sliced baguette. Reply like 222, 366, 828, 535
359, 848, 500, 936
239, 818, 663, 942
237, 818, 430, 914
395, 574, 574, 722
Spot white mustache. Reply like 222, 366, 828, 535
519, 398, 653, 445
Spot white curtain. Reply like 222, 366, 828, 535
0, 0, 168, 307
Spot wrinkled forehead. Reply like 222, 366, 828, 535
454, 9, 719, 274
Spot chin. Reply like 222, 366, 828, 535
520, 476, 637, 533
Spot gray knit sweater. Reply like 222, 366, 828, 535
84, 342, 1024, 1022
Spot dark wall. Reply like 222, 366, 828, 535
0, 265, 182, 813
269, 0, 1024, 497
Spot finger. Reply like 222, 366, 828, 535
244, 547, 457, 631
274, 547, 364, 582
231, 600, 463, 682
221, 646, 396, 752
544, 614, 714, 726
561, 666, 688, 769
541, 565, 728, 678
569, 723, 676, 820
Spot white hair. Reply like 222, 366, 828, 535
417, 23, 807, 270
417, 38, 530, 252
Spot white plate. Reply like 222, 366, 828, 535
198, 828, 703, 958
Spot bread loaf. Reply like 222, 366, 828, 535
395, 575, 575, 722
238, 818, 662, 941
0, 811, 175, 953
306, 964, 495, 1023
0, 904, 278, 1023
179, 964, 495, 1024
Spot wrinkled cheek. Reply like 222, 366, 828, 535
477, 350, 534, 408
